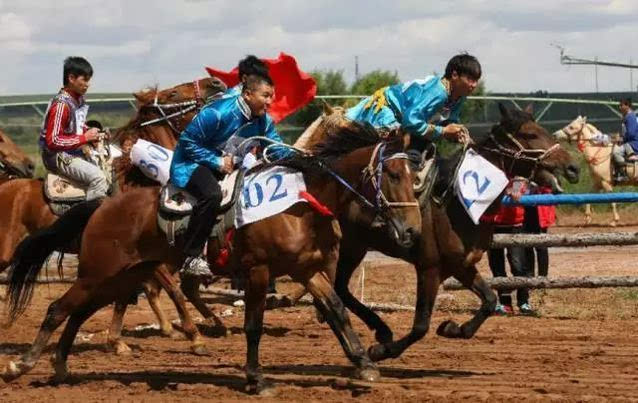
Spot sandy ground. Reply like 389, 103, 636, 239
1, 223, 637, 401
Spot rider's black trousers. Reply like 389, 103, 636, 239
182, 164, 223, 257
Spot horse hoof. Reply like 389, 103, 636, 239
52, 363, 69, 383
436, 320, 462, 338
2, 360, 28, 382
245, 379, 274, 395
191, 344, 209, 356
168, 331, 184, 340
367, 344, 387, 362
113, 341, 132, 356
356, 367, 380, 382
610, 221, 618, 227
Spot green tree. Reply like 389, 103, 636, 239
349, 70, 400, 102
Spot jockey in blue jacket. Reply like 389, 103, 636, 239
346, 53, 481, 154
171, 72, 287, 274
613, 97, 638, 182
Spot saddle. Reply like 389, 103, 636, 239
43, 143, 116, 215
157, 169, 245, 255
412, 144, 438, 207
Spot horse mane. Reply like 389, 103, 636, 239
277, 120, 390, 177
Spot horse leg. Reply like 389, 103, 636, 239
143, 278, 179, 338
611, 202, 619, 226
584, 203, 593, 226
437, 267, 497, 339
2, 281, 89, 382
334, 246, 394, 344
106, 298, 134, 355
368, 263, 440, 361
306, 270, 379, 382
179, 273, 226, 331
52, 304, 102, 382
244, 264, 270, 394
153, 264, 208, 356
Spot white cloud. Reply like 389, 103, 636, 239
1, 0, 638, 94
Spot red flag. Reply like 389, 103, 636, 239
206, 52, 317, 123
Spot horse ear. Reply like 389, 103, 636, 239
524, 104, 534, 114
322, 100, 334, 115
582, 116, 587, 124
498, 102, 510, 120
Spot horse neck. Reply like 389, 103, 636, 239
304, 148, 372, 216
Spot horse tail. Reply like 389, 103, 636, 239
6, 199, 103, 323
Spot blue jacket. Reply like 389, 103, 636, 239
346, 75, 464, 139
622, 109, 638, 152
170, 95, 285, 188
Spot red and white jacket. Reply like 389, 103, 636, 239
39, 89, 90, 155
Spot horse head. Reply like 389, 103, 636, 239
553, 115, 587, 142
309, 123, 421, 249
484, 103, 580, 193
0, 129, 35, 180
115, 77, 227, 152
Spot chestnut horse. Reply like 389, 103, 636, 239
0, 129, 36, 183
292, 103, 580, 362
3, 123, 421, 392
0, 78, 226, 355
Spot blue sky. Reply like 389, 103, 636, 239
1, 0, 637, 94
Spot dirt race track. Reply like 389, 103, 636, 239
1, 223, 638, 401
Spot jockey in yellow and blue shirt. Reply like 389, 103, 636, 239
346, 53, 482, 152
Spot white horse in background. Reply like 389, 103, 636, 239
553, 116, 635, 226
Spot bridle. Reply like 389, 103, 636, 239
138, 78, 220, 134
318, 141, 419, 214
481, 129, 561, 181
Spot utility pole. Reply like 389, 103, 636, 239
354, 56, 360, 82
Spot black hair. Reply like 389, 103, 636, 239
242, 72, 274, 93
620, 97, 632, 108
444, 53, 481, 80
63, 56, 93, 85
238, 55, 269, 82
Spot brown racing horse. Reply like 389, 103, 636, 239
3, 123, 421, 392
0, 78, 226, 354
0, 129, 36, 183
294, 103, 580, 362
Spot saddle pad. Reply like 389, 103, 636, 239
131, 139, 174, 185
159, 170, 241, 216
235, 166, 307, 228
44, 173, 86, 203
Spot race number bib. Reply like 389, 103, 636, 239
455, 149, 508, 224
131, 139, 174, 185
235, 166, 307, 228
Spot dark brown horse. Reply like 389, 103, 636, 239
3, 123, 421, 392
292, 103, 580, 362
0, 129, 35, 183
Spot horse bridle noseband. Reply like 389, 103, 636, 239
138, 78, 220, 134
482, 131, 561, 181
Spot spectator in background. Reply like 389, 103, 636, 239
523, 185, 556, 277
484, 203, 535, 315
